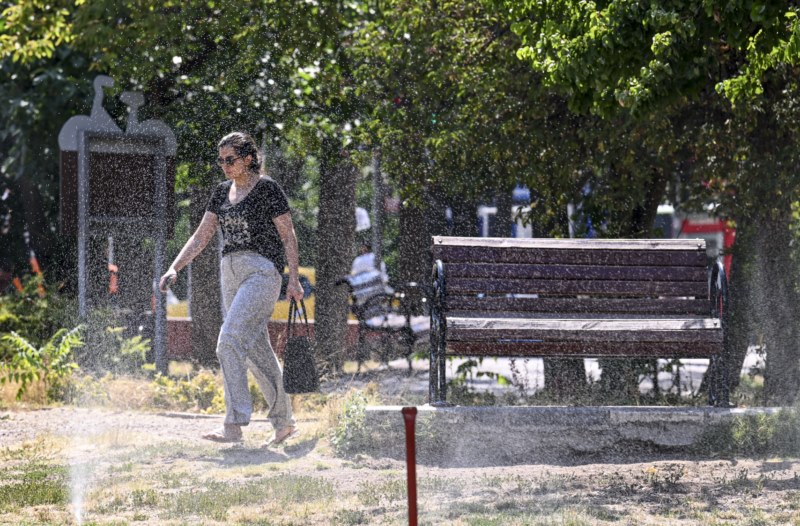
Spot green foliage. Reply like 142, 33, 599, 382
0, 275, 76, 357
0, 454, 68, 512
504, 0, 800, 114
351, 0, 689, 245
150, 370, 224, 413
0, 326, 81, 401
75, 309, 152, 375
0, 47, 95, 285
695, 408, 800, 456
100, 327, 150, 376
356, 478, 406, 506
446, 357, 509, 406
353, 0, 587, 205
329, 390, 371, 457
164, 476, 334, 520
62, 372, 115, 406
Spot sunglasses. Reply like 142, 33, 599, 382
216, 155, 242, 166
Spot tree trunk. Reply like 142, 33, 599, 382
598, 167, 668, 400
543, 359, 587, 399
315, 136, 357, 373
756, 213, 800, 405
189, 186, 222, 367
700, 218, 754, 399
450, 194, 478, 237
490, 188, 513, 237
398, 185, 448, 287
398, 200, 432, 287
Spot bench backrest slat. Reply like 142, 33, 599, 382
433, 247, 707, 267
445, 296, 711, 316
446, 263, 707, 282
433, 237, 706, 250
447, 277, 707, 297
433, 236, 712, 317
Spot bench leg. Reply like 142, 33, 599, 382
437, 336, 447, 404
429, 313, 451, 406
429, 340, 438, 403
429, 259, 452, 407
708, 353, 731, 407
429, 321, 441, 404
402, 327, 415, 375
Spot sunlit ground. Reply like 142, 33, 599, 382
0, 358, 797, 525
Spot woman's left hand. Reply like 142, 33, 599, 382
286, 277, 304, 304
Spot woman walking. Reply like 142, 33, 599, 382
159, 131, 301, 447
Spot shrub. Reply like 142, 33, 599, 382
0, 327, 82, 401
329, 390, 373, 457
0, 275, 77, 358
151, 370, 225, 413
695, 408, 800, 456
62, 372, 115, 406
77, 309, 152, 375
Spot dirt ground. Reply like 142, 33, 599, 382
1, 370, 799, 525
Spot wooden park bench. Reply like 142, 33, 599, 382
428, 237, 729, 406
339, 270, 430, 370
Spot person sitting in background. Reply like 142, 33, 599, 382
351, 242, 392, 294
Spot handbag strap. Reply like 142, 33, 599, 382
287, 298, 309, 337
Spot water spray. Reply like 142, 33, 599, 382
402, 406, 418, 526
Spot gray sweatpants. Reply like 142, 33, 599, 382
218, 251, 294, 430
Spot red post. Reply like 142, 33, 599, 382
402, 407, 418, 526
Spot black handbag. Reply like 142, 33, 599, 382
282, 298, 319, 394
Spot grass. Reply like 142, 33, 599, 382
356, 477, 406, 506
0, 439, 69, 512
0, 464, 68, 511
2, 368, 800, 525
163, 476, 336, 521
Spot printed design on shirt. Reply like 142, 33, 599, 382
220, 212, 251, 247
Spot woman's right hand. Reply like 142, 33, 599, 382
159, 268, 177, 293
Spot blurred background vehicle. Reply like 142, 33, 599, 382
166, 266, 317, 320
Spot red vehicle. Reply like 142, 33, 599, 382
657, 205, 734, 277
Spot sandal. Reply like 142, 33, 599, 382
265, 426, 298, 448
202, 424, 243, 443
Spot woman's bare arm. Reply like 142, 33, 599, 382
273, 212, 303, 303
159, 212, 219, 291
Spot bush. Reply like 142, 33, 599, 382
77, 309, 152, 375
151, 370, 225, 413
62, 372, 115, 406
0, 327, 82, 401
695, 408, 800, 456
329, 390, 373, 457
0, 275, 77, 358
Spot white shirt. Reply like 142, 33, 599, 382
351, 252, 389, 285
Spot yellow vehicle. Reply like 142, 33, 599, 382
166, 266, 316, 320
270, 266, 316, 320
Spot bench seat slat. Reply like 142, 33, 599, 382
434, 247, 707, 267
447, 317, 722, 344
447, 317, 721, 331
446, 296, 711, 315
447, 278, 707, 297
445, 341, 720, 358
446, 263, 707, 282
448, 329, 722, 344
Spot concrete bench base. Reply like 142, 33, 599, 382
361, 405, 781, 466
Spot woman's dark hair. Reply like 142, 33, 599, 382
218, 132, 261, 174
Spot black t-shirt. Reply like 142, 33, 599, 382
205, 177, 290, 270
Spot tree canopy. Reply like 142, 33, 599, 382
502, 0, 800, 115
